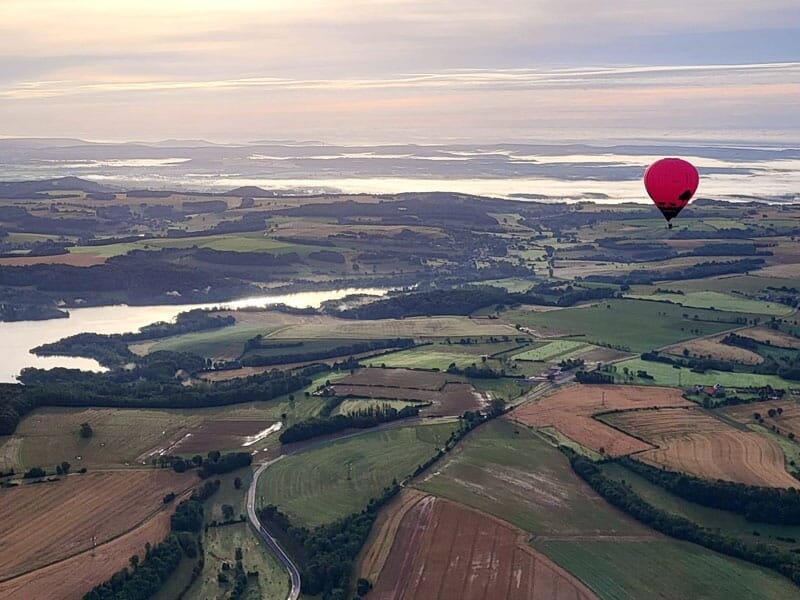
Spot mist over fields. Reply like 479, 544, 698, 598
2, 138, 798, 203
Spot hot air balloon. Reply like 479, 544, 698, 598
643, 158, 699, 228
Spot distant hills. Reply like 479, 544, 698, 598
0, 177, 114, 198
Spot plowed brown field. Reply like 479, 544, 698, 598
361, 494, 597, 600
0, 470, 194, 580
338, 368, 454, 390
512, 385, 692, 457
0, 500, 175, 600
606, 407, 799, 488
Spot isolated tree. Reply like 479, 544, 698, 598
129, 555, 139, 570
778, 407, 784, 416
768, 409, 777, 418
222, 504, 235, 521
61, 461, 71, 474
233, 476, 243, 490
79, 422, 93, 439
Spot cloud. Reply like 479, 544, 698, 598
0, 1, 798, 141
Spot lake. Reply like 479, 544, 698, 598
0, 287, 389, 383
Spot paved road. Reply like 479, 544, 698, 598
246, 456, 301, 600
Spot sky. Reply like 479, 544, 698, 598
1, 0, 799, 143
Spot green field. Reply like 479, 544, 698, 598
512, 340, 588, 361
613, 357, 790, 390
69, 233, 310, 257
185, 471, 289, 600
538, 539, 800, 600
257, 422, 456, 527
628, 291, 791, 316
374, 346, 488, 370
143, 323, 273, 358
334, 398, 423, 415
416, 420, 644, 535
506, 299, 752, 351
480, 277, 535, 293
600, 463, 800, 546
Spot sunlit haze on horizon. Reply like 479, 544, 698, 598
1, 0, 799, 144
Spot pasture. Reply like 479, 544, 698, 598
538, 539, 800, 600
506, 299, 746, 351
257, 422, 456, 527
613, 357, 790, 389
184, 471, 288, 600
511, 340, 589, 362
627, 291, 791, 316
372, 346, 490, 370
415, 419, 647, 536
603, 407, 798, 488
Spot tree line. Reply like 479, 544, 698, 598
1, 364, 320, 436
617, 457, 800, 525
240, 338, 414, 367
279, 404, 420, 444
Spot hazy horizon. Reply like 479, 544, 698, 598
2, 1, 799, 143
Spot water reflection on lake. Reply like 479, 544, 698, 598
0, 287, 388, 383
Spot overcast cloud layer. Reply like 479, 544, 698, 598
1, 1, 799, 142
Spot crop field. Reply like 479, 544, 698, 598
5, 403, 285, 470
603, 407, 798, 488
511, 385, 691, 457
737, 327, 800, 350
0, 470, 194, 580
613, 357, 790, 389
257, 422, 457, 527
363, 494, 598, 600
0, 496, 176, 600
267, 316, 520, 340
330, 369, 487, 416
627, 291, 792, 316
416, 419, 648, 536
336, 367, 454, 390
506, 299, 746, 351
168, 420, 278, 454
538, 539, 800, 600
666, 336, 764, 365
512, 340, 589, 362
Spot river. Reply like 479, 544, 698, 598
0, 287, 388, 383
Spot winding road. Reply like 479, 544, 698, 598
246, 455, 301, 600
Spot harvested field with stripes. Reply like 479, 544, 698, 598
511, 385, 691, 457
0, 470, 194, 581
360, 492, 597, 600
604, 407, 799, 488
